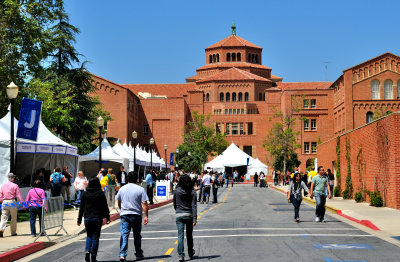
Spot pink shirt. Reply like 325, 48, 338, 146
25, 188, 46, 207
0, 181, 23, 202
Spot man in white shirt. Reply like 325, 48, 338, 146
200, 171, 212, 204
118, 166, 128, 187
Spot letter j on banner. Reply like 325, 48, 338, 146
17, 98, 42, 141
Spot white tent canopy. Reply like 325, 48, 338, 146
247, 158, 268, 175
0, 109, 78, 186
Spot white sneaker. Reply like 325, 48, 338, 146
315, 217, 320, 222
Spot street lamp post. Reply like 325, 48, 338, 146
187, 151, 191, 171
175, 148, 179, 170
6, 82, 19, 174
132, 131, 137, 171
97, 116, 104, 171
164, 144, 167, 171
149, 138, 154, 170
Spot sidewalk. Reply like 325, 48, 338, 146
0, 193, 175, 262
269, 184, 400, 246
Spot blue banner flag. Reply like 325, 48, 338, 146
247, 157, 250, 166
170, 153, 174, 165
17, 98, 42, 141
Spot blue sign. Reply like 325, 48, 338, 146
157, 186, 167, 196
247, 157, 250, 166
314, 244, 374, 250
17, 98, 42, 141
170, 153, 174, 165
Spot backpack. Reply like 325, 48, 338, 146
52, 172, 61, 184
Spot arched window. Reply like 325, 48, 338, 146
238, 92, 243, 101
398, 81, 400, 99
232, 92, 237, 101
217, 54, 220, 62
248, 54, 251, 62
258, 93, 262, 101
226, 92, 230, 102
227, 53, 231, 62
220, 92, 224, 102
232, 53, 236, 61
244, 92, 249, 101
251, 54, 255, 63
371, 80, 380, 99
237, 53, 241, 61
263, 93, 265, 101
212, 54, 216, 63
206, 93, 210, 102
384, 79, 393, 99
209, 54, 212, 63
203, 93, 205, 102
366, 111, 373, 123
255, 55, 258, 63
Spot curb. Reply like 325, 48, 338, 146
1, 197, 174, 261
269, 184, 381, 231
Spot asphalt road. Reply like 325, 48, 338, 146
29, 184, 400, 262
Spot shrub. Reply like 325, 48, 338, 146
333, 186, 341, 197
342, 189, 352, 199
354, 192, 363, 203
368, 191, 383, 207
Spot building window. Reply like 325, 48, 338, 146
310, 99, 316, 108
203, 93, 205, 102
241, 108, 244, 114
248, 54, 251, 62
212, 54, 216, 63
263, 93, 265, 101
240, 123, 244, 134
231, 123, 238, 135
384, 80, 393, 99
226, 123, 230, 134
311, 119, 317, 130
238, 92, 243, 101
397, 81, 400, 99
229, 109, 232, 115
303, 99, 309, 108
366, 111, 373, 123
371, 80, 380, 99
244, 92, 249, 101
304, 142, 310, 154
143, 124, 149, 135
227, 53, 231, 62
216, 123, 221, 134
232, 92, 237, 101
226, 93, 230, 102
225, 109, 228, 115
237, 53, 241, 61
209, 54, 212, 63
311, 142, 317, 153
243, 146, 252, 156
233, 109, 237, 114
304, 119, 309, 130
232, 53, 236, 61
206, 93, 210, 102
217, 54, 219, 62
258, 93, 262, 101
247, 122, 253, 135
220, 92, 224, 102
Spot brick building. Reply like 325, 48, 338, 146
90, 28, 400, 185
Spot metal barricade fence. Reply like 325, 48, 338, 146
104, 186, 119, 213
35, 196, 68, 242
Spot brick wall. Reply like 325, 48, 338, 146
317, 112, 400, 210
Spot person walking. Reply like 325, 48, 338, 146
50, 167, 65, 197
145, 169, 154, 205
310, 166, 332, 223
61, 166, 73, 204
253, 172, 259, 187
117, 172, 149, 262
26, 180, 46, 237
173, 174, 197, 261
74, 171, 88, 205
117, 165, 128, 187
287, 173, 309, 223
197, 172, 204, 202
327, 169, 334, 196
77, 177, 110, 262
259, 172, 264, 188
233, 170, 239, 182
200, 171, 211, 204
224, 172, 229, 188
0, 173, 24, 237
211, 173, 219, 203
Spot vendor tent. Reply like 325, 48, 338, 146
112, 141, 134, 171
0, 110, 78, 186
247, 158, 268, 175
79, 135, 128, 177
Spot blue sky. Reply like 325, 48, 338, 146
65, 0, 399, 84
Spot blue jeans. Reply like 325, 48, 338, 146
84, 217, 103, 256
76, 190, 84, 204
225, 179, 229, 188
176, 216, 194, 258
290, 196, 302, 219
119, 214, 143, 258
29, 206, 42, 235
314, 193, 327, 220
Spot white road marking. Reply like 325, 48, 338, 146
100, 227, 360, 234
80, 233, 373, 241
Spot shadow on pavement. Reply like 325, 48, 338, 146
193, 255, 221, 260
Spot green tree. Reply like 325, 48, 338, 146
0, 0, 58, 116
176, 112, 228, 172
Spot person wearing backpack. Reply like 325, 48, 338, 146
50, 167, 66, 197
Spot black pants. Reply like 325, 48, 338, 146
201, 186, 211, 203
147, 185, 154, 204
254, 180, 258, 187
212, 187, 218, 203
198, 187, 203, 201
291, 195, 302, 219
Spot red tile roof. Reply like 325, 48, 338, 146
271, 74, 283, 81
121, 83, 197, 98
197, 67, 271, 83
197, 62, 271, 71
276, 82, 333, 91
206, 35, 262, 49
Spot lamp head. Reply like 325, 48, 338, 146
176, 148, 179, 153
164, 144, 167, 150
132, 130, 137, 139
149, 138, 155, 145
96, 116, 104, 127
6, 82, 19, 99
